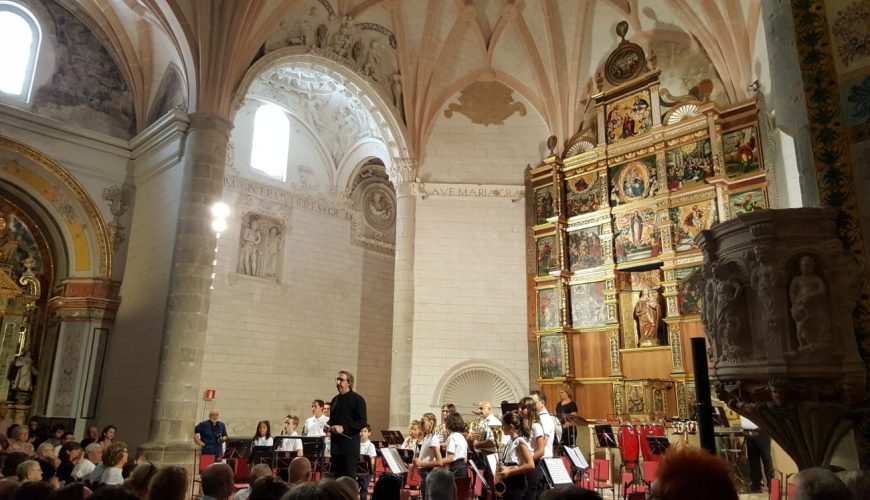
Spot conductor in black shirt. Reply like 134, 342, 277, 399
325, 369, 368, 479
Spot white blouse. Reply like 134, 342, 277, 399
253, 436, 274, 447
502, 436, 530, 465
446, 432, 467, 461
418, 433, 441, 463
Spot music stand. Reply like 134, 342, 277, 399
379, 448, 408, 474
646, 436, 670, 456
250, 445, 273, 466
299, 436, 327, 477
222, 439, 250, 459
594, 425, 618, 448
712, 407, 730, 427
542, 458, 574, 487
565, 446, 589, 470
381, 430, 404, 447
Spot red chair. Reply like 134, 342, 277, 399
198, 454, 215, 472
769, 476, 781, 500
591, 459, 616, 498
621, 470, 649, 499
455, 476, 472, 500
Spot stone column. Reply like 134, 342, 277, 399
388, 159, 417, 428
141, 113, 232, 464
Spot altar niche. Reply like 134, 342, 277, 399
617, 269, 666, 349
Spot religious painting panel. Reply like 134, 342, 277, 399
568, 226, 607, 271
625, 382, 646, 415
609, 156, 657, 205
723, 126, 762, 177
605, 90, 653, 144
727, 187, 768, 217
237, 213, 286, 281
565, 170, 604, 217
535, 186, 555, 225
676, 266, 704, 316
536, 236, 558, 277
539, 334, 565, 379
665, 138, 714, 191
669, 198, 718, 253
536, 287, 560, 331
613, 208, 661, 264
570, 281, 608, 329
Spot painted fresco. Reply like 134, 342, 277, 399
566, 171, 604, 217
723, 126, 761, 177
605, 90, 653, 144
570, 281, 608, 328
613, 208, 661, 264
728, 188, 767, 216
665, 139, 714, 191
537, 288, 560, 331
536, 236, 557, 276
676, 266, 704, 315
669, 199, 718, 252
609, 156, 657, 205
535, 186, 555, 225
840, 74, 870, 143
568, 226, 606, 271
539, 334, 564, 379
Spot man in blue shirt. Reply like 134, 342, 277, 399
194, 409, 228, 458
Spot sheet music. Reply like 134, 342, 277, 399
543, 458, 573, 486
565, 446, 588, 469
379, 448, 408, 474
486, 453, 498, 476
469, 460, 486, 486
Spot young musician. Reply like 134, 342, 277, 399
412, 412, 442, 497
519, 396, 545, 499
400, 420, 422, 451
359, 425, 377, 500
440, 412, 468, 479
252, 420, 273, 447
497, 410, 534, 500
277, 415, 303, 456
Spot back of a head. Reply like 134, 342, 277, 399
88, 486, 140, 500
838, 470, 870, 500
541, 486, 603, 500
425, 468, 457, 500
249, 476, 290, 500
145, 465, 188, 500
796, 467, 851, 500
281, 482, 320, 500
47, 483, 88, 500
319, 478, 358, 500
287, 456, 312, 484
200, 463, 234, 499
655, 447, 738, 500
2, 453, 27, 478
335, 476, 360, 497
371, 473, 402, 500
11, 482, 53, 500
248, 463, 273, 485
0, 480, 19, 500
123, 462, 158, 496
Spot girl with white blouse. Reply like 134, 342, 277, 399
252, 420, 273, 447
441, 412, 468, 478
400, 420, 422, 451
519, 396, 545, 499
412, 412, 442, 497
496, 410, 534, 500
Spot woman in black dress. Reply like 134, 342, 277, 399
555, 384, 578, 447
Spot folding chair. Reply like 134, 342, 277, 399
591, 458, 616, 498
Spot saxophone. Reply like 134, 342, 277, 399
493, 425, 507, 498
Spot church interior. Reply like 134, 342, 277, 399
0, 0, 869, 496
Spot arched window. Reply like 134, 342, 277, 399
0, 1, 41, 101
250, 103, 290, 181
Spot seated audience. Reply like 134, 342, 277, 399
0, 436, 9, 452
57, 441, 83, 484
371, 473, 401, 500
122, 461, 158, 498
0, 404, 13, 438
425, 468, 456, 500
98, 427, 116, 450
28, 419, 44, 445
89, 486, 139, 500
794, 467, 851, 500
0, 480, 18, 500
335, 476, 359, 499
200, 463, 234, 500
47, 483, 92, 500
10, 481, 53, 500
145, 465, 187, 500
2, 453, 28, 479
35, 443, 60, 487
281, 482, 318, 500
43, 425, 66, 449
326, 478, 359, 500
838, 470, 870, 500
8, 427, 33, 457
249, 476, 290, 500
287, 456, 312, 485
541, 486, 603, 500
651, 446, 738, 500
74, 443, 102, 481
80, 427, 100, 450
236, 463, 273, 500
100, 442, 128, 485
16, 460, 42, 483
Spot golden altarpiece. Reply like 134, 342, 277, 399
527, 23, 772, 425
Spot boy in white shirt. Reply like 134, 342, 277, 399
277, 415, 303, 456
358, 425, 377, 500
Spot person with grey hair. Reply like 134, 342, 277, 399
795, 467, 851, 500
425, 468, 457, 500
16, 459, 42, 482
236, 463, 273, 500
73, 442, 102, 480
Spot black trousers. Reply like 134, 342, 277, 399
746, 431, 773, 490
331, 453, 358, 479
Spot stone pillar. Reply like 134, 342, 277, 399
388, 159, 417, 428
141, 113, 232, 465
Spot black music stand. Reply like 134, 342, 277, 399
647, 436, 670, 456
594, 425, 618, 448
222, 439, 250, 459
250, 445, 273, 466
396, 449, 414, 465
299, 436, 327, 477
381, 430, 404, 447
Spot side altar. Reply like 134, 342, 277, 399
526, 22, 773, 423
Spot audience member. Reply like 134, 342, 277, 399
10, 481, 53, 500
794, 467, 851, 500
80, 427, 100, 450
76, 444, 102, 482
16, 460, 42, 482
122, 461, 158, 498
98, 427, 116, 449
2, 453, 27, 479
100, 442, 128, 485
335, 476, 360, 499
8, 427, 33, 457
541, 486, 603, 500
43, 425, 66, 449
838, 470, 870, 500
48, 483, 92, 500
0, 480, 19, 500
287, 456, 312, 485
200, 463, 234, 500
0, 435, 8, 452
249, 476, 290, 500
57, 441, 83, 483
89, 486, 139, 500
35, 442, 60, 486
425, 468, 456, 500
281, 482, 319, 500
236, 463, 272, 500
144, 465, 187, 500
323, 478, 358, 500
651, 446, 738, 500
371, 473, 402, 500
0, 405, 12, 437
28, 419, 44, 445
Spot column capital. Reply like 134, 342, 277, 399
187, 112, 234, 139
388, 157, 418, 186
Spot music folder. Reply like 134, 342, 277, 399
379, 447, 408, 474
542, 458, 573, 486
594, 425, 618, 448
565, 446, 589, 470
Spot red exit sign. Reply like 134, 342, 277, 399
204, 389, 216, 401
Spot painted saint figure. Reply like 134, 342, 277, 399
789, 256, 830, 350
634, 287, 661, 346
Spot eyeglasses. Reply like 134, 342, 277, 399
336, 377, 348, 382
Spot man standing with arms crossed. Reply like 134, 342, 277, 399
325, 370, 367, 479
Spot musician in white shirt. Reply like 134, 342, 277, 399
252, 420, 273, 447
530, 391, 555, 458
277, 415, 303, 456
496, 410, 534, 500
441, 412, 468, 479
413, 412, 442, 495
359, 426, 378, 500
303, 399, 330, 455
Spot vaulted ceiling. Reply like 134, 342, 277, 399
70, 0, 762, 157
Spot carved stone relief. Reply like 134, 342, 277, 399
444, 81, 528, 126
102, 186, 131, 250
236, 213, 286, 281
347, 163, 395, 255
